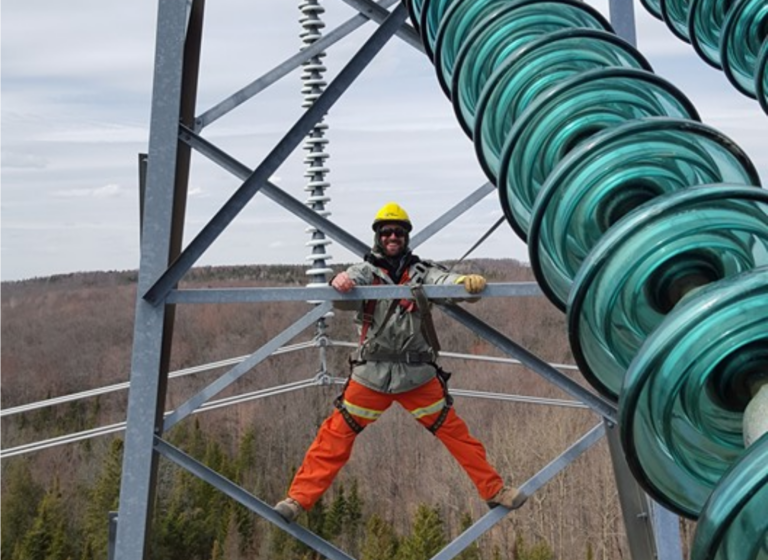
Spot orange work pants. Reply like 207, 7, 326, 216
288, 377, 504, 510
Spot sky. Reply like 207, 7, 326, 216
2, 0, 767, 282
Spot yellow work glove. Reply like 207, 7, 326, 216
456, 274, 487, 294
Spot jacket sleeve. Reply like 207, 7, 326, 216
420, 261, 464, 286
331, 262, 374, 311
420, 261, 482, 302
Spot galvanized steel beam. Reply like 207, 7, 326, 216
166, 282, 543, 303
114, 1, 205, 558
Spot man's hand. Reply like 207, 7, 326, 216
458, 274, 486, 294
331, 272, 356, 293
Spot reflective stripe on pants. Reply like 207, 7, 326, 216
287, 377, 504, 510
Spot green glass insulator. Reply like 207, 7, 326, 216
721, 0, 768, 98
660, 0, 693, 42
451, 0, 611, 136
434, 0, 529, 98
619, 267, 768, 517
757, 38, 768, 114
473, 31, 652, 185
689, 0, 737, 69
496, 68, 698, 240
406, 0, 425, 33
641, 0, 664, 20
568, 186, 768, 400
691, 433, 768, 560
419, 0, 461, 61
528, 117, 761, 310
475, 30, 652, 186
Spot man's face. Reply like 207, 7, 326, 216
377, 223, 408, 257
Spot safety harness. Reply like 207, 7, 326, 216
334, 263, 453, 435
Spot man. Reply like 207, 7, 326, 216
274, 202, 525, 522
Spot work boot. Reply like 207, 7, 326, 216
274, 497, 304, 522
487, 486, 526, 510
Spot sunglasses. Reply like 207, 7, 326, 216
379, 227, 407, 238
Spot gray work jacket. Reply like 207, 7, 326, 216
334, 259, 464, 394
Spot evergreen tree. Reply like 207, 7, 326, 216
268, 520, 291, 560
514, 533, 555, 560
1, 458, 44, 559
361, 514, 400, 560
232, 428, 260, 554
325, 483, 347, 540
397, 504, 447, 560
456, 512, 481, 560
12, 479, 74, 560
81, 438, 123, 558
152, 442, 234, 560
344, 478, 364, 555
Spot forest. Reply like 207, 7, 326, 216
1, 260, 691, 560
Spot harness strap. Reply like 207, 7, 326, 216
360, 350, 435, 363
411, 285, 441, 354
359, 276, 380, 345
333, 379, 365, 434
360, 268, 412, 347
428, 368, 454, 434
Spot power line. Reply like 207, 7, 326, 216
1, 341, 583, 458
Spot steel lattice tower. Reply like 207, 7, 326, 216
112, 1, 696, 559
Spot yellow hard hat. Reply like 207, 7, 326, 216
372, 202, 412, 231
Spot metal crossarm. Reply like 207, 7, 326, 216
166, 283, 543, 304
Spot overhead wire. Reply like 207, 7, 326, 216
1, 340, 583, 458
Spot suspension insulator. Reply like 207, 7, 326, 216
474, 30, 653, 184
568, 186, 768, 399
300, 0, 333, 305
691, 432, 768, 560
438, 0, 612, 100
419, 0, 457, 62
406, 0, 426, 33
450, 0, 612, 137
618, 267, 768, 517
641, 0, 664, 21
689, 0, 737, 69
660, 0, 694, 43
721, 0, 768, 98
496, 69, 698, 239
641, 0, 768, 111
402, 0, 768, 554
527, 117, 761, 310
758, 38, 768, 112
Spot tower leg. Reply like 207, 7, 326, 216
113, 0, 205, 558
606, 422, 683, 560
